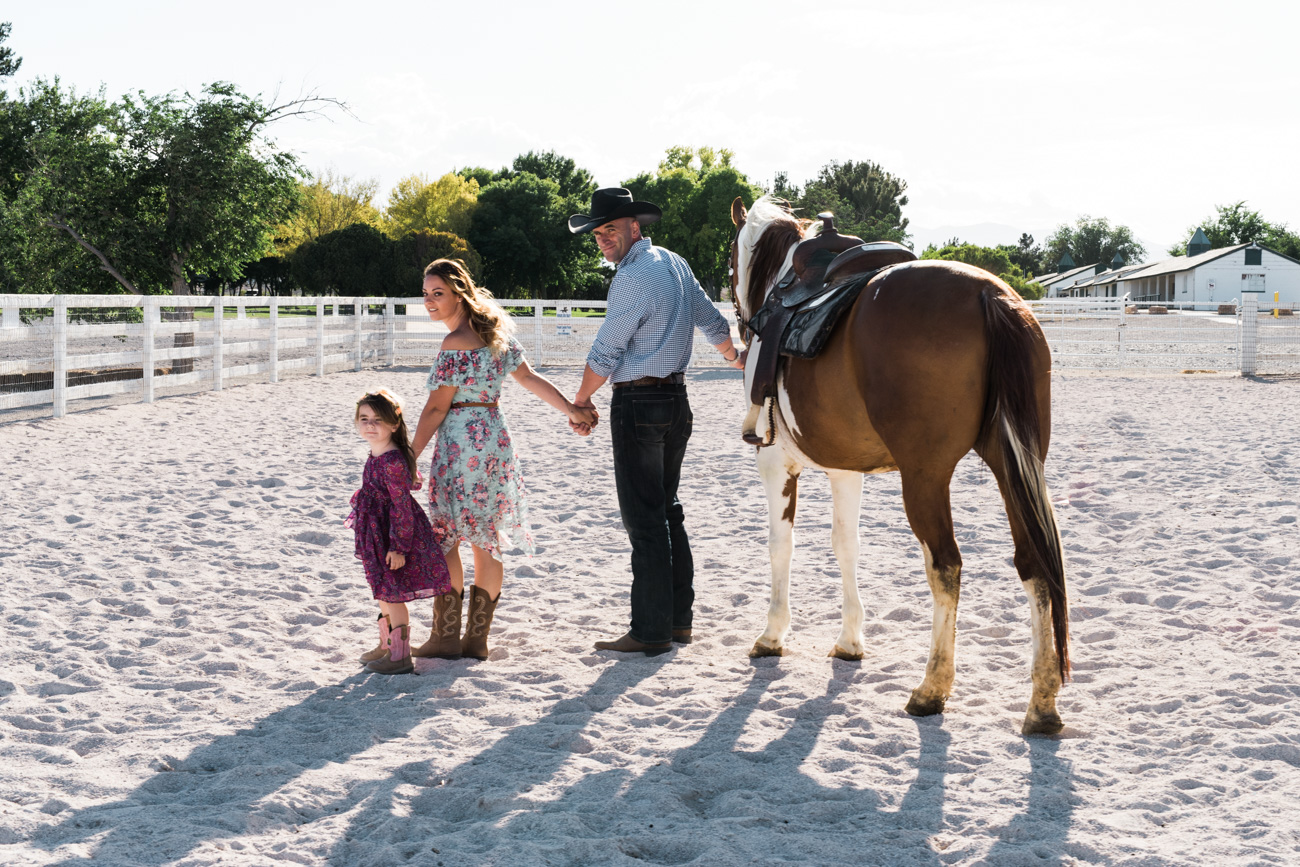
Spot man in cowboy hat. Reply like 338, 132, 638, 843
568, 187, 744, 656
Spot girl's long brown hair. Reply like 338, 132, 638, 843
355, 389, 418, 484
423, 258, 514, 357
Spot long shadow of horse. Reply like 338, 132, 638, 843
327, 664, 959, 866
31, 670, 465, 866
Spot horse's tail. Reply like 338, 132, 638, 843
978, 288, 1070, 681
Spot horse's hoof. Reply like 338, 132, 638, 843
904, 690, 946, 717
828, 647, 863, 661
749, 642, 786, 658
1021, 710, 1064, 736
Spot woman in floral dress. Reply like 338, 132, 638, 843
410, 259, 597, 660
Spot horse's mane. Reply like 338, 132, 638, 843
741, 198, 811, 324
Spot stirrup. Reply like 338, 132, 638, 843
742, 397, 777, 448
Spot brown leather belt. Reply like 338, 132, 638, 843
450, 401, 499, 409
612, 373, 684, 389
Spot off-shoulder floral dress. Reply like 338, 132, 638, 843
347, 449, 451, 603
426, 337, 535, 561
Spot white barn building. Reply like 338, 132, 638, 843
1031, 231, 1300, 306
1117, 242, 1300, 306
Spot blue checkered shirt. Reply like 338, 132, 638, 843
587, 238, 731, 382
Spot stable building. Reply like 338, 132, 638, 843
1031, 254, 1104, 297
1031, 231, 1300, 306
1116, 238, 1300, 306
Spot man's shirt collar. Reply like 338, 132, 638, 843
617, 237, 653, 270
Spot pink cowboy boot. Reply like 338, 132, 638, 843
359, 613, 392, 665
366, 623, 414, 675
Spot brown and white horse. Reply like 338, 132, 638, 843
730, 196, 1069, 735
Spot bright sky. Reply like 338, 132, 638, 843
8, 0, 1299, 259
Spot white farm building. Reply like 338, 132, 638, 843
1033, 231, 1300, 307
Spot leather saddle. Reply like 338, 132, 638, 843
746, 213, 916, 419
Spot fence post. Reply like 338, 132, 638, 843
385, 300, 396, 367
534, 300, 544, 366
1117, 294, 1127, 369
1241, 293, 1258, 376
2, 305, 17, 329
354, 298, 364, 371
269, 296, 280, 383
213, 296, 224, 392
52, 296, 68, 418
142, 296, 157, 404
316, 298, 326, 376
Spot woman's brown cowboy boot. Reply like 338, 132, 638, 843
460, 586, 500, 660
413, 590, 463, 659
366, 623, 414, 675
359, 613, 392, 664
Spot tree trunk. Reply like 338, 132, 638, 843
168, 252, 195, 375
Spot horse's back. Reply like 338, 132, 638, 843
782, 259, 1045, 473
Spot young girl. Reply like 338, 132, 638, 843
411, 259, 595, 661
348, 388, 452, 675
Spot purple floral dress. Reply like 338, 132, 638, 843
347, 449, 451, 602
426, 337, 535, 561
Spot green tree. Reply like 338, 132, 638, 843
1040, 216, 1145, 273
776, 160, 911, 245
467, 163, 603, 300
393, 229, 482, 290
457, 166, 502, 189
0, 22, 20, 79
241, 255, 293, 295
0, 81, 127, 295
1004, 233, 1042, 275
382, 172, 479, 239
1170, 201, 1300, 260
2, 80, 333, 295
276, 168, 381, 253
921, 241, 1042, 300
289, 222, 396, 295
623, 146, 763, 298
508, 150, 596, 201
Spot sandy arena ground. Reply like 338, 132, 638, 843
1, 367, 1298, 866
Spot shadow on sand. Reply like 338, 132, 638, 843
325, 663, 964, 866
35, 657, 1075, 866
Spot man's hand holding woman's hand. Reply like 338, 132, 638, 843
567, 399, 599, 436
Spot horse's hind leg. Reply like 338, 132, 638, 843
750, 445, 802, 657
826, 470, 866, 660
1022, 574, 1064, 734
980, 447, 1066, 735
898, 468, 962, 717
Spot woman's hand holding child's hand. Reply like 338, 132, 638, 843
386, 551, 406, 570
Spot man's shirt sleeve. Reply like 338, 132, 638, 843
687, 267, 732, 344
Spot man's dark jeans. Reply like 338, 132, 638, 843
609, 383, 694, 645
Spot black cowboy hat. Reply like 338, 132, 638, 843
567, 188, 662, 235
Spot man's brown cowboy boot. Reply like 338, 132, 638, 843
460, 586, 500, 661
413, 590, 463, 659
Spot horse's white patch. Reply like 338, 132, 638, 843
776, 380, 801, 438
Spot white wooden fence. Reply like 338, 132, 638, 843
4, 292, 1299, 420
0, 295, 739, 419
